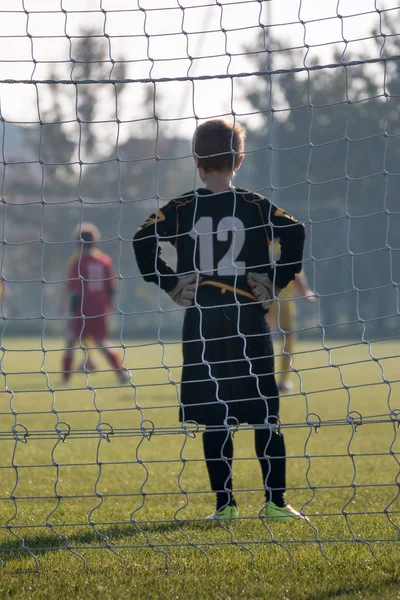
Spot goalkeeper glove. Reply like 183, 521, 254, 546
247, 272, 280, 310
168, 273, 197, 307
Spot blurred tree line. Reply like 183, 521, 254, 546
1, 20, 399, 340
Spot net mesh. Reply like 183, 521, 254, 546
0, 0, 400, 571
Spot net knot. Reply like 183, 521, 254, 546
226, 417, 240, 436
12, 424, 29, 443
262, 416, 281, 435
306, 413, 321, 433
390, 409, 400, 428
141, 420, 155, 441
56, 421, 71, 443
181, 421, 199, 438
347, 411, 363, 431
96, 422, 114, 442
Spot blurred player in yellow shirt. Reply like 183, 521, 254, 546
268, 271, 316, 393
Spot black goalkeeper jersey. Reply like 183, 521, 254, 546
133, 187, 305, 302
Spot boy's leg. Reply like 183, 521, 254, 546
254, 424, 286, 508
203, 426, 236, 511
97, 339, 123, 372
61, 346, 74, 383
79, 337, 97, 372
277, 303, 295, 392
91, 317, 128, 381
61, 336, 77, 383
96, 343, 129, 383
61, 318, 81, 383
278, 332, 295, 391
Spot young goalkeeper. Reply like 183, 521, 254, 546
133, 119, 305, 521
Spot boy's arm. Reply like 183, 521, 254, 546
133, 203, 179, 292
267, 204, 305, 290
294, 272, 316, 303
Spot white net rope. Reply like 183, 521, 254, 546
0, 0, 400, 570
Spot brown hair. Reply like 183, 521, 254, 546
192, 119, 245, 172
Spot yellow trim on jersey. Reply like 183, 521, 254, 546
175, 194, 196, 248
142, 209, 166, 229
241, 193, 271, 247
199, 280, 255, 301
273, 206, 298, 222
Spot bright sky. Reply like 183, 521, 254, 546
0, 0, 397, 144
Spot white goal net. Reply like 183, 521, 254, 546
0, 0, 399, 571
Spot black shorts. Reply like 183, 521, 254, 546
179, 289, 279, 426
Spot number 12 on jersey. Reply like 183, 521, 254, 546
189, 216, 246, 276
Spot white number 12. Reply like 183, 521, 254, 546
190, 216, 246, 276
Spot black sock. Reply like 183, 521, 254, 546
255, 426, 286, 508
203, 427, 235, 511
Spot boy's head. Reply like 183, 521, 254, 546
73, 222, 100, 250
193, 119, 245, 174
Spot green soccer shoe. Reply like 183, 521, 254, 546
262, 502, 303, 521
205, 505, 239, 521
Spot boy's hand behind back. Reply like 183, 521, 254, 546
168, 273, 198, 307
247, 272, 280, 310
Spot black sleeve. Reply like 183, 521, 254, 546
133, 203, 179, 293
261, 201, 305, 290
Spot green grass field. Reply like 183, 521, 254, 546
0, 336, 400, 599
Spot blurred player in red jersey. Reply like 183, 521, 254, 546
60, 222, 129, 385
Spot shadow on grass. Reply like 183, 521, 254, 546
0, 517, 234, 566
